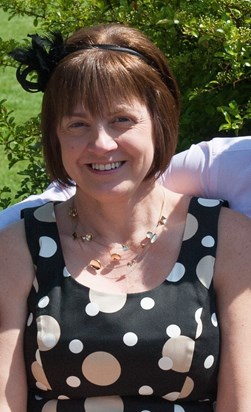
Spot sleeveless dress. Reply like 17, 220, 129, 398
22, 197, 225, 412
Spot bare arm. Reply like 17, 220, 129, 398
214, 208, 251, 411
0, 222, 35, 411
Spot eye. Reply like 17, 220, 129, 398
69, 121, 89, 128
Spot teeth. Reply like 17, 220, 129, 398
91, 162, 122, 171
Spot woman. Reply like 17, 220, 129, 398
0, 23, 251, 412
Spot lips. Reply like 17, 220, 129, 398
91, 161, 123, 171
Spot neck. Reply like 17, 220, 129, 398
71, 183, 165, 246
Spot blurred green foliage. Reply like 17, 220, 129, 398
0, 0, 250, 207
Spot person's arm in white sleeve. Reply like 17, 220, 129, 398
161, 141, 210, 197
0, 182, 75, 230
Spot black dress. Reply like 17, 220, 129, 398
22, 197, 225, 412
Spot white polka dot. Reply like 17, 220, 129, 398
34, 203, 56, 222
66, 376, 81, 387
85, 302, 100, 316
123, 332, 138, 347
166, 324, 181, 338
195, 308, 203, 339
38, 296, 50, 309
201, 235, 215, 247
158, 356, 173, 370
35, 395, 43, 400
139, 385, 153, 395
141, 410, 151, 412
140, 297, 155, 310
37, 315, 61, 351
183, 213, 199, 241
174, 405, 185, 412
39, 236, 57, 258
211, 313, 218, 327
167, 263, 185, 282
198, 198, 220, 207
204, 355, 214, 369
196, 255, 215, 289
69, 339, 84, 354
63, 267, 71, 277
58, 395, 69, 399
27, 313, 33, 326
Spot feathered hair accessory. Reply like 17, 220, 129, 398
9, 31, 158, 94
9, 32, 67, 93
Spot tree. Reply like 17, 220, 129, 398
0, 0, 250, 207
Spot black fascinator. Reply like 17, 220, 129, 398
9, 32, 66, 93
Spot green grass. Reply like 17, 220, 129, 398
0, 8, 42, 201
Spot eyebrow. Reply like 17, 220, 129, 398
68, 104, 136, 118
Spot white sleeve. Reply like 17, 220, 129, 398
0, 182, 76, 230
161, 142, 210, 197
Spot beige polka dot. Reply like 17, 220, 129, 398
162, 336, 195, 373
162, 391, 179, 401
34, 202, 56, 222
179, 376, 194, 398
37, 315, 61, 351
41, 400, 57, 412
89, 289, 127, 313
39, 236, 57, 258
85, 396, 124, 412
58, 395, 69, 400
32, 361, 52, 391
196, 255, 215, 289
33, 276, 39, 292
183, 213, 198, 241
195, 308, 203, 339
167, 263, 185, 282
82, 352, 121, 386
138, 385, 153, 395
198, 198, 220, 207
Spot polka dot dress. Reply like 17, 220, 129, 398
22, 197, 225, 412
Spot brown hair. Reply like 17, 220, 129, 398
41, 23, 180, 185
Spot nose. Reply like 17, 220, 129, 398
87, 126, 118, 154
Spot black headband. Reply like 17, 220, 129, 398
9, 32, 157, 93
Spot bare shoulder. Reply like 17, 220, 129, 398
0, 220, 35, 320
214, 206, 251, 313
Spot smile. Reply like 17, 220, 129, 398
91, 162, 123, 171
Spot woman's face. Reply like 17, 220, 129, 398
56, 98, 155, 203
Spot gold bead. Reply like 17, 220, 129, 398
89, 259, 102, 270
111, 253, 121, 261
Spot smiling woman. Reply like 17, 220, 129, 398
1, 22, 251, 412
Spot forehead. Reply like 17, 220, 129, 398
71, 99, 149, 116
